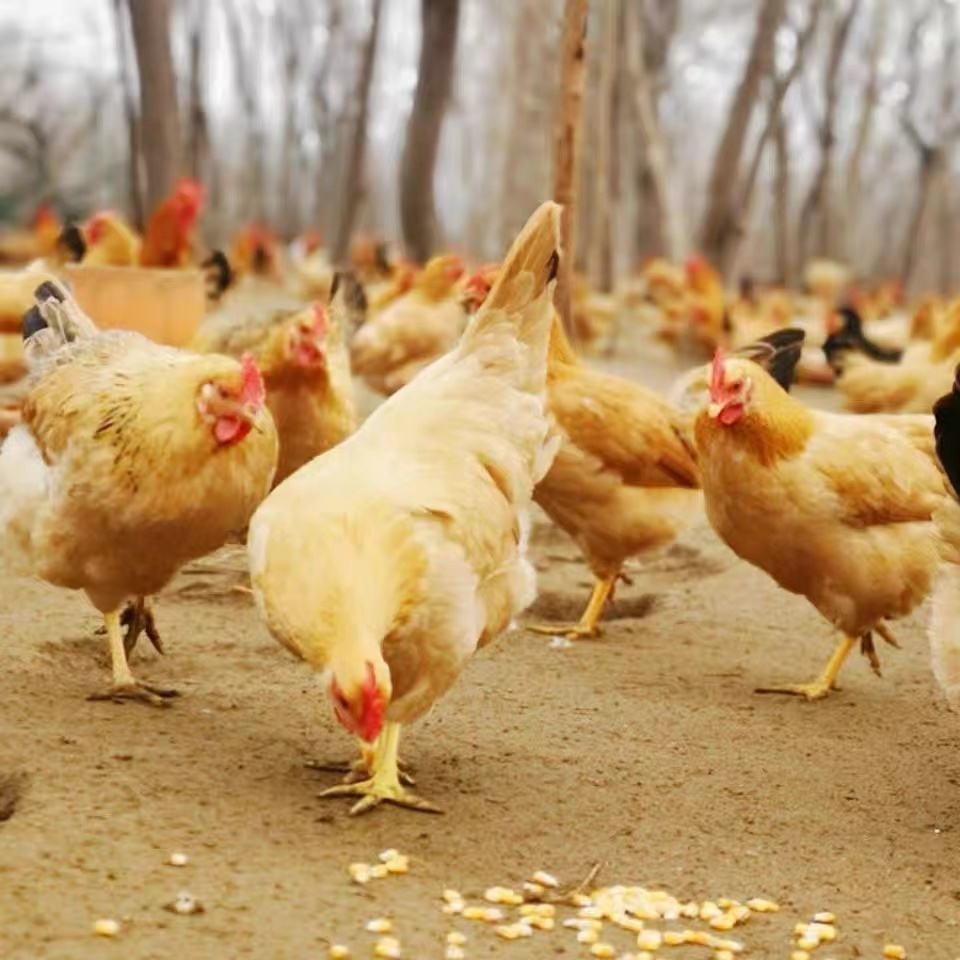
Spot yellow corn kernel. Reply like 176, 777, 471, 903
590, 945, 616, 959
746, 898, 780, 913
883, 947, 906, 960
373, 937, 401, 960
328, 947, 350, 960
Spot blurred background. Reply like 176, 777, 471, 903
0, 0, 956, 293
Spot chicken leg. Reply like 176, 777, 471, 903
318, 723, 442, 816
755, 634, 857, 701
88, 609, 179, 707
527, 576, 615, 640
121, 597, 164, 657
306, 739, 415, 785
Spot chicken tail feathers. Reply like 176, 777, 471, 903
464, 201, 562, 392
330, 271, 367, 337
22, 280, 99, 362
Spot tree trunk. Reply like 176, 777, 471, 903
184, 0, 211, 213
627, 0, 684, 261
111, 0, 145, 228
698, 0, 786, 269
400, 0, 461, 262
844, 0, 887, 261
773, 112, 791, 285
798, 0, 860, 263
127, 0, 182, 215
552, 0, 589, 335
587, 0, 617, 291
333, 0, 384, 262
903, 148, 944, 287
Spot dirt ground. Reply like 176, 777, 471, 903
2, 338, 960, 960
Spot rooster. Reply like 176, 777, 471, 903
694, 349, 946, 700
0, 281, 277, 704
140, 178, 204, 269
248, 203, 561, 814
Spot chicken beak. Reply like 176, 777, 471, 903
707, 402, 723, 419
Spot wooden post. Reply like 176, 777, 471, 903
552, 0, 589, 336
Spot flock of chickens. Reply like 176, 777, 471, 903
2, 185, 960, 817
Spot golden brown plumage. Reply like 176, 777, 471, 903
194, 280, 358, 484
350, 254, 467, 395
694, 354, 946, 699
0, 284, 278, 703
529, 314, 701, 637
248, 203, 561, 813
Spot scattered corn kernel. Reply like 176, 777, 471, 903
385, 856, 410, 875
570, 893, 592, 908
485, 886, 523, 906
813, 911, 836, 924
700, 901, 723, 920
616, 916, 645, 934
710, 914, 737, 931
373, 937, 401, 959
92, 919, 120, 938
714, 952, 734, 960
797, 938, 818, 951
663, 931, 686, 946
590, 944, 616, 959
328, 947, 350, 960
579, 905, 605, 920
168, 852, 189, 867
713, 939, 745, 954
348, 863, 372, 885
366, 919, 393, 935
790, 952, 810, 960
686, 931, 714, 946
378, 849, 400, 863
519, 903, 555, 918
532, 870, 559, 888
883, 947, 906, 960
528, 915, 554, 931
443, 889, 463, 904
462, 906, 503, 923
808, 922, 836, 942
442, 902, 464, 916
681, 901, 701, 919
522, 882, 545, 897
369, 864, 389, 880
747, 898, 780, 913
446, 932, 467, 946
577, 928, 600, 945
636, 930, 662, 951
444, 948, 465, 960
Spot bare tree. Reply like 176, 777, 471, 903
798, 0, 860, 264
698, 0, 787, 272
183, 0, 211, 184
900, 0, 960, 290
333, 0, 384, 262
111, 0, 144, 226
552, 0, 589, 333
586, 0, 618, 290
773, 112, 791, 283
843, 0, 888, 261
400, 0, 461, 262
127, 0, 182, 214
627, 0, 685, 262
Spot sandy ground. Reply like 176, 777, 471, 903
2, 336, 959, 960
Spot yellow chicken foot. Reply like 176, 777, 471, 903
756, 634, 857, 701
306, 741, 416, 786
88, 609, 179, 707
527, 576, 616, 639
318, 723, 442, 816
121, 597, 164, 657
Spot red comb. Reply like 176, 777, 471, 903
710, 348, 726, 399
240, 353, 265, 407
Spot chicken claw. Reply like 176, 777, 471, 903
756, 633, 857, 702
88, 681, 179, 707
121, 597, 164, 657
526, 576, 615, 641
306, 749, 416, 786
319, 779, 442, 816
89, 608, 179, 707
318, 722, 441, 816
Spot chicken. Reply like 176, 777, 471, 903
694, 349, 946, 700
247, 202, 561, 814
824, 304, 960, 413
75, 211, 142, 267
365, 261, 418, 315
140, 178, 204, 269
350, 254, 467, 395
0, 281, 278, 704
0, 266, 63, 334
685, 255, 727, 350
525, 312, 701, 638
0, 204, 63, 265
231, 223, 284, 282
193, 276, 358, 485
929, 371, 960, 702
